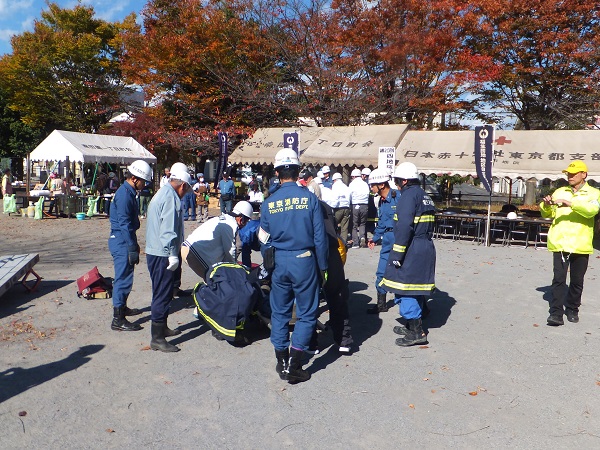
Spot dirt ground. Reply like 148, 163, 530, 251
2, 209, 600, 449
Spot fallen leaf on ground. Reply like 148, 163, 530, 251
140, 346, 151, 351
419, 346, 429, 349
423, 378, 429, 381
408, 404, 415, 409
431, 389, 436, 393
533, 324, 539, 327
18, 411, 27, 417
469, 391, 478, 396
106, 429, 115, 433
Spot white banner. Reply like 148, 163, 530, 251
378, 146, 396, 175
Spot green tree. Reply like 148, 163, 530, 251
0, 88, 43, 158
0, 3, 139, 134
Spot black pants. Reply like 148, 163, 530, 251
323, 248, 353, 347
147, 254, 176, 323
550, 252, 589, 316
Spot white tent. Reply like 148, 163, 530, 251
29, 130, 156, 164
229, 124, 410, 167
397, 129, 600, 180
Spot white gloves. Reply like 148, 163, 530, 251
167, 255, 179, 271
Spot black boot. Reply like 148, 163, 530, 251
275, 348, 289, 380
393, 321, 409, 336
367, 293, 388, 314
395, 318, 428, 347
150, 321, 180, 352
285, 348, 311, 383
111, 307, 142, 331
164, 323, 181, 336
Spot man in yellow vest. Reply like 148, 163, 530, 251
540, 161, 600, 326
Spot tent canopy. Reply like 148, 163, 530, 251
397, 130, 600, 180
230, 124, 409, 166
29, 130, 157, 164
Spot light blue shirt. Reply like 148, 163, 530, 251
145, 183, 184, 257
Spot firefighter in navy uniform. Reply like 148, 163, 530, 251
380, 162, 436, 346
259, 149, 328, 383
367, 168, 401, 314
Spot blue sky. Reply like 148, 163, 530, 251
0, 0, 147, 56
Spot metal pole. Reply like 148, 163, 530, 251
486, 190, 492, 246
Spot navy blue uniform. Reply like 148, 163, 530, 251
260, 181, 328, 351
108, 182, 140, 308
380, 184, 436, 319
371, 190, 401, 294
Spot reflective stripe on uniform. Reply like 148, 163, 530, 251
392, 244, 406, 253
414, 214, 435, 223
193, 281, 244, 337
379, 278, 434, 292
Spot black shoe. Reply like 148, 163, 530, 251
275, 349, 289, 380
367, 293, 388, 314
173, 288, 191, 298
547, 314, 564, 326
393, 324, 409, 336
565, 309, 579, 323
150, 321, 180, 352
395, 319, 428, 347
285, 348, 311, 383
111, 307, 142, 331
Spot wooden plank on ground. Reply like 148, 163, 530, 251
0, 254, 40, 298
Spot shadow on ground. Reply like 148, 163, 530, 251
0, 345, 104, 404
0, 280, 74, 320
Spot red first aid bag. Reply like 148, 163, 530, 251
76, 266, 112, 299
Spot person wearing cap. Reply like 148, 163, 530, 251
540, 160, 600, 326
108, 160, 154, 333
218, 171, 235, 213
321, 165, 332, 189
380, 162, 435, 346
331, 172, 351, 243
193, 173, 210, 223
349, 168, 370, 248
145, 163, 192, 352
182, 200, 253, 282
259, 148, 328, 383
367, 168, 401, 314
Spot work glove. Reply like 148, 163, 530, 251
128, 251, 140, 266
320, 270, 328, 287
167, 255, 179, 271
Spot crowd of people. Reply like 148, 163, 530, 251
102, 151, 596, 384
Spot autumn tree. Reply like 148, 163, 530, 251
0, 87, 43, 158
0, 3, 139, 134
121, 0, 299, 161
461, 0, 600, 130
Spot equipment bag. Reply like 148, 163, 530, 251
76, 266, 112, 299
193, 262, 258, 341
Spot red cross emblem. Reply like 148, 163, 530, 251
495, 136, 512, 145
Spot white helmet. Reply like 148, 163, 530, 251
394, 162, 419, 180
317, 170, 324, 178
274, 148, 299, 169
368, 168, 390, 185
351, 168, 361, 177
128, 160, 153, 181
170, 162, 188, 173
332, 173, 342, 181
361, 168, 372, 176
170, 162, 192, 186
232, 200, 253, 219
321, 165, 331, 173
